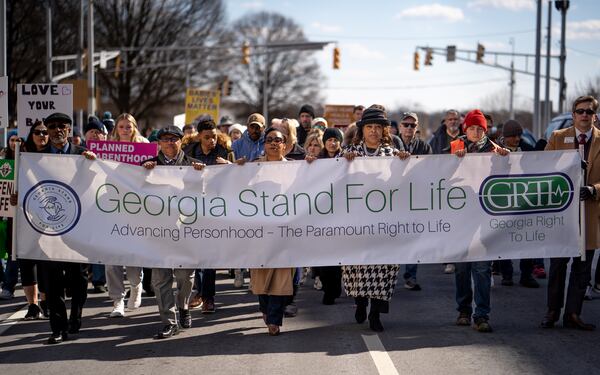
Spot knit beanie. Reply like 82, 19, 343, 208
463, 109, 487, 132
322, 127, 343, 144
299, 104, 315, 119
502, 119, 523, 137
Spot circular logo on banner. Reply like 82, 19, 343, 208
23, 180, 81, 236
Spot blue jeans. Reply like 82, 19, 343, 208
403, 264, 418, 281
1, 258, 19, 293
194, 269, 216, 299
258, 294, 286, 326
91, 264, 106, 286
455, 261, 492, 320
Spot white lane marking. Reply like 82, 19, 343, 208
0, 305, 28, 336
361, 334, 400, 375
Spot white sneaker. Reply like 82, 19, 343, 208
300, 267, 309, 285
110, 299, 125, 317
127, 284, 142, 310
234, 269, 244, 288
444, 264, 455, 274
0, 289, 14, 300
313, 276, 323, 290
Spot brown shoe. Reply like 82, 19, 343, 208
563, 313, 596, 331
540, 310, 559, 328
201, 298, 215, 314
268, 324, 280, 336
189, 295, 203, 310
456, 312, 471, 326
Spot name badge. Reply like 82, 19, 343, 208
564, 137, 574, 144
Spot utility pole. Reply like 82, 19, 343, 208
0, 0, 6, 76
46, 1, 53, 81
533, 0, 542, 139
509, 38, 515, 120
544, 1, 552, 127
87, 0, 95, 116
262, 47, 268, 120
556, 0, 569, 113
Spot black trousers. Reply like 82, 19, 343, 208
547, 250, 594, 316
41, 261, 88, 334
498, 259, 534, 280
319, 266, 342, 301
355, 296, 389, 314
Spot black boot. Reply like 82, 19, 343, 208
369, 311, 384, 332
355, 297, 367, 324
179, 309, 192, 329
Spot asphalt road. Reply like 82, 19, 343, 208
1, 259, 599, 375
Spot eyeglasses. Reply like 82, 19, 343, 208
47, 123, 68, 130
265, 136, 284, 144
574, 109, 596, 116
33, 130, 49, 136
401, 123, 417, 128
159, 137, 180, 143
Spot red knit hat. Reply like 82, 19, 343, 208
463, 109, 487, 132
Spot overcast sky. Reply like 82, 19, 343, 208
225, 0, 600, 114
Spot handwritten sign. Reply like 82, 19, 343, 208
17, 83, 73, 138
324, 104, 355, 127
0, 77, 8, 129
185, 89, 220, 124
87, 140, 158, 165
0, 160, 15, 218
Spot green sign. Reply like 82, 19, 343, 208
479, 173, 574, 216
0, 160, 14, 180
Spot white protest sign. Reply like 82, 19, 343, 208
16, 151, 581, 268
0, 77, 8, 129
17, 83, 73, 138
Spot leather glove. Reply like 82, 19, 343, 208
580, 186, 595, 201
581, 160, 588, 170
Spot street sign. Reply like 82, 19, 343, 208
185, 88, 220, 125
324, 104, 355, 127
17, 83, 73, 138
0, 77, 8, 129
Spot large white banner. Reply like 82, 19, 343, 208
17, 83, 73, 138
16, 151, 581, 268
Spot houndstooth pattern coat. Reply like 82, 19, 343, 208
341, 141, 400, 301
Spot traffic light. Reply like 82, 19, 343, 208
114, 55, 121, 78
224, 80, 233, 96
242, 42, 250, 65
476, 43, 485, 63
424, 48, 433, 66
413, 51, 420, 71
333, 47, 340, 69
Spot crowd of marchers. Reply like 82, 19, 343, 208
0, 95, 599, 343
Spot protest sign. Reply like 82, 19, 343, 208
87, 140, 158, 165
16, 151, 581, 268
324, 104, 355, 127
17, 83, 73, 138
185, 89, 220, 125
0, 160, 15, 218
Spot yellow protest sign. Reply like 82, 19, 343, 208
185, 89, 220, 124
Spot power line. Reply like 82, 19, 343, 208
324, 78, 507, 90
307, 29, 535, 42
567, 47, 600, 58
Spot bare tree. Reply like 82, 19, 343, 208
94, 0, 228, 124
226, 12, 324, 118
6, 0, 80, 125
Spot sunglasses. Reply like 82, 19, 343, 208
401, 123, 417, 128
159, 137, 180, 143
47, 123, 68, 130
33, 130, 49, 136
574, 109, 596, 116
265, 136, 284, 144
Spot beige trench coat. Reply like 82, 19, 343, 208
546, 126, 600, 249
250, 268, 294, 296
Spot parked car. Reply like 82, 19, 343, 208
544, 112, 573, 140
